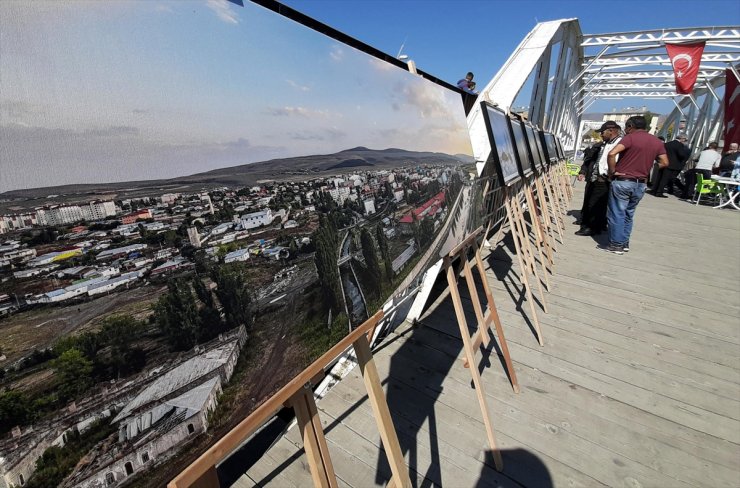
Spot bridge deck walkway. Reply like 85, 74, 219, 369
232, 185, 740, 488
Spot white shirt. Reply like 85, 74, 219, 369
695, 149, 721, 171
597, 137, 621, 176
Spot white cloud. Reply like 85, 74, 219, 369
267, 106, 332, 119
329, 45, 344, 62
369, 57, 396, 72
286, 79, 311, 92
206, 0, 240, 25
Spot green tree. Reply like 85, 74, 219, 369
0, 390, 33, 434
360, 228, 381, 295
53, 349, 93, 400
193, 276, 214, 308
99, 316, 145, 378
313, 215, 343, 311
212, 265, 252, 331
154, 280, 200, 351
375, 225, 393, 281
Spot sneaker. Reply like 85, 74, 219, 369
623, 242, 630, 252
598, 244, 624, 255
575, 228, 595, 236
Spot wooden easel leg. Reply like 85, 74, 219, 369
462, 256, 492, 348
511, 197, 549, 313
504, 200, 544, 346
516, 193, 552, 292
525, 184, 554, 272
543, 174, 565, 242
473, 242, 520, 393
535, 178, 558, 253
353, 335, 412, 488
445, 263, 504, 471
291, 389, 338, 488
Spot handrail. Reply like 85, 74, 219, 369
168, 309, 385, 488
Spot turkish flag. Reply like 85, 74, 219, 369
725, 69, 740, 145
665, 42, 705, 94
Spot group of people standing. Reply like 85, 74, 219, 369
575, 116, 668, 255
576, 116, 740, 255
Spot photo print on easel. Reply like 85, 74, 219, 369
480, 102, 521, 188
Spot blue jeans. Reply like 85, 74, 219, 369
607, 180, 647, 246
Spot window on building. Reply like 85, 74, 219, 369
125, 462, 134, 476
19, 474, 25, 486
106, 473, 115, 485
187, 423, 195, 434
141, 451, 150, 463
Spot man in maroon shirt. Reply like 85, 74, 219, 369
603, 116, 668, 254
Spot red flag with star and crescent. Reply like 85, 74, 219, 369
724, 68, 740, 145
665, 42, 705, 94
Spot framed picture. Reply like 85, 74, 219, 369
555, 137, 566, 160
543, 132, 559, 164
509, 117, 534, 178
538, 130, 555, 165
526, 124, 546, 170
480, 101, 521, 187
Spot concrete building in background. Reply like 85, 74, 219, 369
239, 209, 273, 230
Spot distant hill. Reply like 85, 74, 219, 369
0, 147, 470, 209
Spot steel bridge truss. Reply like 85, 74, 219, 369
468, 23, 740, 167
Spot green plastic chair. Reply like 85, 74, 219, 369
566, 162, 581, 176
695, 173, 724, 205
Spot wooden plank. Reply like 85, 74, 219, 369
326, 362, 598, 488
405, 321, 740, 476
292, 390, 335, 488
282, 406, 431, 488
352, 335, 412, 488
369, 328, 696, 488
446, 261, 503, 470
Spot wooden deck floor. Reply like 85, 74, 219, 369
230, 187, 740, 488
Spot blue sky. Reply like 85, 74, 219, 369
0, 0, 472, 192
2, 0, 738, 192
282, 0, 740, 114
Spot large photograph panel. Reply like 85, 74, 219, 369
510, 118, 533, 178
482, 104, 520, 187
544, 132, 559, 163
0, 1, 476, 486
525, 124, 544, 170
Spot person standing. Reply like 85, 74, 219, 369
603, 116, 668, 255
457, 72, 476, 94
575, 121, 622, 236
649, 134, 690, 197
681, 142, 721, 200
719, 142, 739, 176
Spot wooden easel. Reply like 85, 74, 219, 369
496, 186, 547, 346
441, 227, 520, 471
540, 168, 565, 243
505, 187, 549, 313
522, 177, 555, 274
511, 181, 552, 292
284, 334, 412, 488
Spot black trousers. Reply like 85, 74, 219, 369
580, 179, 610, 232
651, 168, 681, 194
682, 169, 712, 199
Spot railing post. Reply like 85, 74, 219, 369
290, 386, 339, 488
352, 334, 412, 488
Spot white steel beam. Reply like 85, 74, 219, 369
582, 27, 740, 46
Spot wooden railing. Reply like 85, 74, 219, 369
168, 309, 411, 488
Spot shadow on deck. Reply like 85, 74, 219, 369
223, 187, 740, 488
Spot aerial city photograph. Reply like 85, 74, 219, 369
0, 1, 484, 486
1, 0, 739, 488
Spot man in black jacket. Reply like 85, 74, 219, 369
575, 121, 621, 236
649, 134, 690, 197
